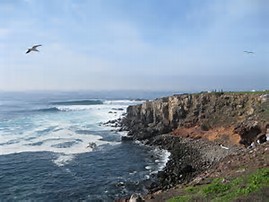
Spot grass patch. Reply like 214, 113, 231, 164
258, 101, 269, 121
168, 195, 191, 202
196, 90, 269, 95
225, 90, 269, 95
168, 168, 269, 202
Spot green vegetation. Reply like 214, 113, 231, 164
258, 101, 269, 121
168, 168, 269, 202
199, 90, 269, 95
229, 90, 269, 95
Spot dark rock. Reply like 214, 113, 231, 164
256, 133, 267, 144
87, 142, 97, 149
116, 182, 125, 187
121, 136, 134, 141
129, 193, 145, 202
112, 108, 124, 111
181, 165, 195, 174
234, 120, 262, 146
200, 123, 210, 131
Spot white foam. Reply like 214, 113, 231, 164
117, 131, 128, 137
54, 103, 127, 124
145, 175, 150, 179
56, 105, 97, 111
0, 128, 116, 155
53, 153, 75, 167
103, 100, 144, 105
0, 113, 121, 167
145, 166, 152, 170
152, 148, 170, 171
0, 127, 120, 167
0, 99, 136, 166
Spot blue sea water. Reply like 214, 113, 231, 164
0, 92, 170, 201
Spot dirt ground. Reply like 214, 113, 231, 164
172, 126, 241, 145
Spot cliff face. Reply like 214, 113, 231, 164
122, 93, 269, 146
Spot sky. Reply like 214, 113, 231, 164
0, 0, 268, 92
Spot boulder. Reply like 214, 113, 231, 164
129, 193, 144, 202
234, 120, 262, 146
256, 133, 267, 144
121, 136, 134, 141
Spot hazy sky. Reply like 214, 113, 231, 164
0, 0, 268, 92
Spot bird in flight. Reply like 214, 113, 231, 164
243, 50, 254, 54
26, 44, 42, 54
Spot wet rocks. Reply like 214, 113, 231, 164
87, 142, 97, 149
103, 118, 123, 128
112, 108, 124, 111
121, 136, 134, 141
143, 134, 237, 191
129, 193, 145, 202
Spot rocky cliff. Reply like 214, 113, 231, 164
122, 92, 269, 146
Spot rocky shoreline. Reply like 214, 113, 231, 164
113, 92, 269, 201
148, 135, 244, 190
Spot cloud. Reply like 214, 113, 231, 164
0, 0, 268, 91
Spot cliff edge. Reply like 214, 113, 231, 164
122, 92, 269, 147
117, 92, 269, 201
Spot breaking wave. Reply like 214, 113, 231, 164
36, 107, 61, 112
50, 100, 103, 105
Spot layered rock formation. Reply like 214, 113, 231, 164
117, 92, 269, 197
122, 92, 269, 146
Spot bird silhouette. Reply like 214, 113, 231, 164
26, 45, 42, 54
243, 50, 254, 54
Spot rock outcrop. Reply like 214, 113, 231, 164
118, 92, 269, 198
122, 92, 269, 146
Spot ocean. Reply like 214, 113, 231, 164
0, 91, 170, 201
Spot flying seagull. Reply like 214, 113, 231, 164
243, 50, 254, 54
26, 44, 42, 54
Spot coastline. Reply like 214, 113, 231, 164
116, 91, 269, 201
121, 134, 244, 194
